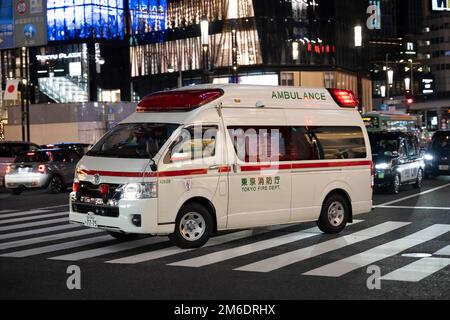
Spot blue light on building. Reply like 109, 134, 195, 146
129, 0, 167, 41
47, 0, 125, 41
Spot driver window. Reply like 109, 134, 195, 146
164, 125, 218, 163
398, 141, 407, 158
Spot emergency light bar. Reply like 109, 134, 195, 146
327, 88, 359, 108
136, 89, 224, 112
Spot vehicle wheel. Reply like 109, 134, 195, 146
48, 175, 64, 194
10, 188, 23, 195
389, 174, 401, 194
169, 202, 213, 249
317, 193, 349, 234
414, 169, 423, 189
107, 231, 139, 241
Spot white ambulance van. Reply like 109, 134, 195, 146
69, 84, 373, 248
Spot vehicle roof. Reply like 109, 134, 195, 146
0, 141, 37, 144
368, 131, 415, 138
123, 84, 354, 125
26, 148, 66, 152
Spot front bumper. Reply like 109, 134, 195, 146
425, 162, 450, 176
374, 170, 395, 188
69, 193, 173, 235
4, 173, 49, 189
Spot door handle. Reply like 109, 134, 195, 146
208, 165, 221, 170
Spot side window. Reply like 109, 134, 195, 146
406, 137, 416, 157
164, 125, 218, 163
310, 126, 367, 159
398, 141, 407, 158
290, 127, 319, 160
227, 126, 289, 162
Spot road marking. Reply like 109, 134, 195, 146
0, 209, 51, 220
382, 257, 450, 282
0, 224, 78, 240
0, 235, 112, 257
235, 221, 410, 273
303, 224, 450, 277
0, 228, 103, 250
434, 245, 450, 256
376, 183, 450, 207
0, 211, 68, 225
49, 237, 165, 261
375, 205, 450, 210
106, 223, 301, 264
0, 217, 68, 232
33, 204, 70, 211
0, 210, 18, 214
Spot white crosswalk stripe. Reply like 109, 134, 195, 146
106, 224, 297, 264
0, 223, 78, 240
0, 210, 18, 214
49, 237, 165, 261
235, 221, 410, 273
0, 235, 113, 258
0, 211, 68, 225
303, 224, 450, 277
434, 245, 450, 256
381, 257, 450, 282
0, 217, 68, 232
0, 209, 51, 219
0, 228, 103, 250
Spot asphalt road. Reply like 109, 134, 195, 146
0, 178, 449, 300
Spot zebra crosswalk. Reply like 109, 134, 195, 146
0, 207, 449, 284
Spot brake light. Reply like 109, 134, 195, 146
27, 152, 35, 156
5, 165, 11, 174
72, 181, 81, 193
99, 184, 109, 195
327, 88, 359, 108
37, 164, 46, 173
136, 89, 224, 112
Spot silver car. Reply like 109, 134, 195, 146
4, 148, 80, 195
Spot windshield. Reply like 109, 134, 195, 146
369, 134, 399, 156
0, 143, 39, 158
87, 123, 179, 159
431, 132, 450, 150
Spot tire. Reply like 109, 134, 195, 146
107, 231, 139, 241
48, 175, 64, 194
414, 169, 423, 189
10, 188, 23, 195
169, 202, 213, 249
389, 174, 401, 194
317, 193, 349, 234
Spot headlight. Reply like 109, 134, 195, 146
120, 182, 158, 199
424, 154, 433, 161
375, 162, 391, 170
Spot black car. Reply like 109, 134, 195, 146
40, 142, 91, 156
424, 130, 450, 177
369, 132, 424, 194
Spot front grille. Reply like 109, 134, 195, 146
78, 181, 121, 200
72, 202, 119, 218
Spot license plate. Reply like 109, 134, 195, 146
439, 165, 449, 171
84, 213, 98, 228
18, 167, 29, 173
378, 172, 385, 179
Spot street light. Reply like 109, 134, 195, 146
404, 77, 411, 93
200, 16, 209, 83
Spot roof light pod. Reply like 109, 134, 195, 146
136, 89, 224, 112
327, 88, 359, 108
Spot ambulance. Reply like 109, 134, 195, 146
69, 84, 373, 248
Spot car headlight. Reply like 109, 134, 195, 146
424, 154, 433, 161
375, 162, 391, 170
120, 182, 158, 199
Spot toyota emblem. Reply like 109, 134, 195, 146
93, 174, 101, 185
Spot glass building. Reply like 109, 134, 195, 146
1, 0, 373, 111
